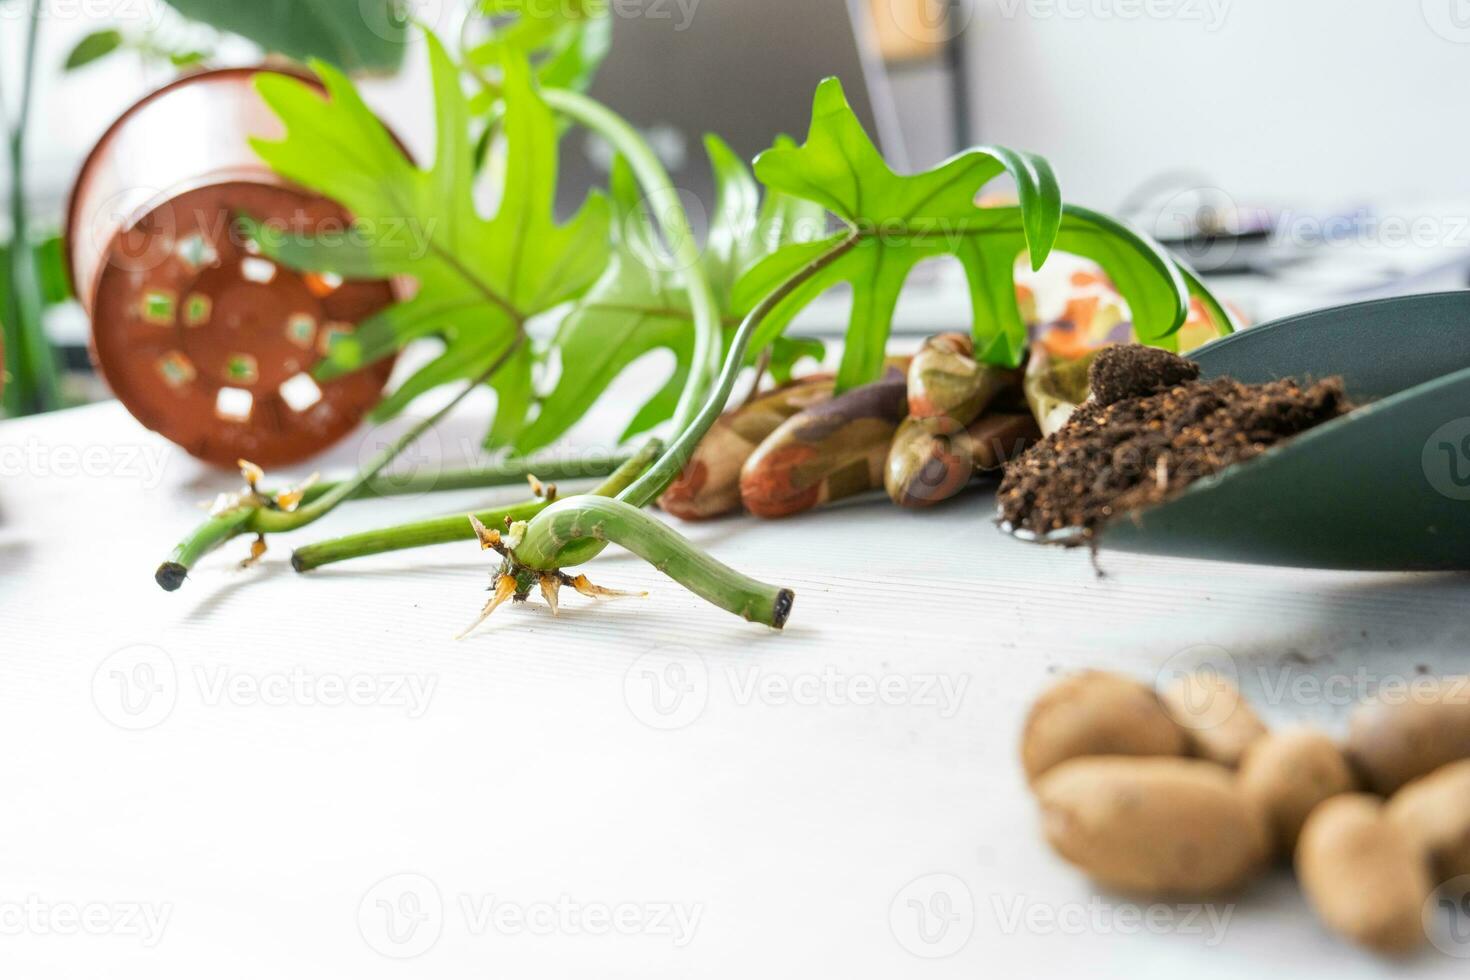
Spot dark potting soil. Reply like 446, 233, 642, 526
998, 345, 1352, 538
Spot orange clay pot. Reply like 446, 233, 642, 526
65, 67, 400, 468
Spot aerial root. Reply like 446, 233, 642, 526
568, 575, 646, 601
457, 574, 520, 640
459, 514, 647, 635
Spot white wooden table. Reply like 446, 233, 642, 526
3, 386, 1469, 978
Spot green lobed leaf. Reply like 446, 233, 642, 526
744, 76, 1215, 387
702, 135, 762, 301
250, 31, 610, 446
513, 156, 692, 452
952, 232, 1031, 367
748, 77, 1065, 388
752, 78, 1063, 267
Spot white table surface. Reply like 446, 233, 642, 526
3, 381, 1470, 979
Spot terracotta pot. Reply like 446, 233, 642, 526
66, 67, 399, 468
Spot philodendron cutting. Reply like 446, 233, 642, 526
156, 21, 1234, 632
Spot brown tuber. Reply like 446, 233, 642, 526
1036, 756, 1271, 896
1020, 670, 1187, 784
1345, 676, 1470, 794
1238, 728, 1357, 857
1296, 794, 1432, 955
1386, 759, 1470, 888
1159, 671, 1268, 768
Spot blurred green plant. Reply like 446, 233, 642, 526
158, 0, 411, 73
466, 0, 612, 98
64, 28, 125, 70
65, 0, 414, 76
64, 24, 214, 73
66, 0, 614, 80
2, 0, 63, 417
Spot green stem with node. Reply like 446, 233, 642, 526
157, 336, 526, 589
510, 497, 795, 629
155, 449, 631, 589
292, 449, 639, 507
538, 87, 724, 436
155, 509, 256, 590
258, 336, 526, 530
515, 232, 861, 572
284, 123, 858, 631
290, 439, 663, 572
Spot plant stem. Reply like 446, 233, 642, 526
374, 81, 725, 578
155, 450, 623, 589
156, 336, 525, 589
512, 497, 794, 628
292, 449, 638, 507
154, 509, 255, 591
616, 233, 860, 507
290, 439, 663, 572
514, 232, 861, 573
1, 0, 60, 417
539, 87, 723, 436
292, 499, 549, 575
260, 337, 527, 530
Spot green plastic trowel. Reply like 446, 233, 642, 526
1004, 291, 1470, 571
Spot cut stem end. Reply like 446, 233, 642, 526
155, 562, 188, 592
771, 589, 796, 630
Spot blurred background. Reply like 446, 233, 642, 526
5, 0, 1470, 416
